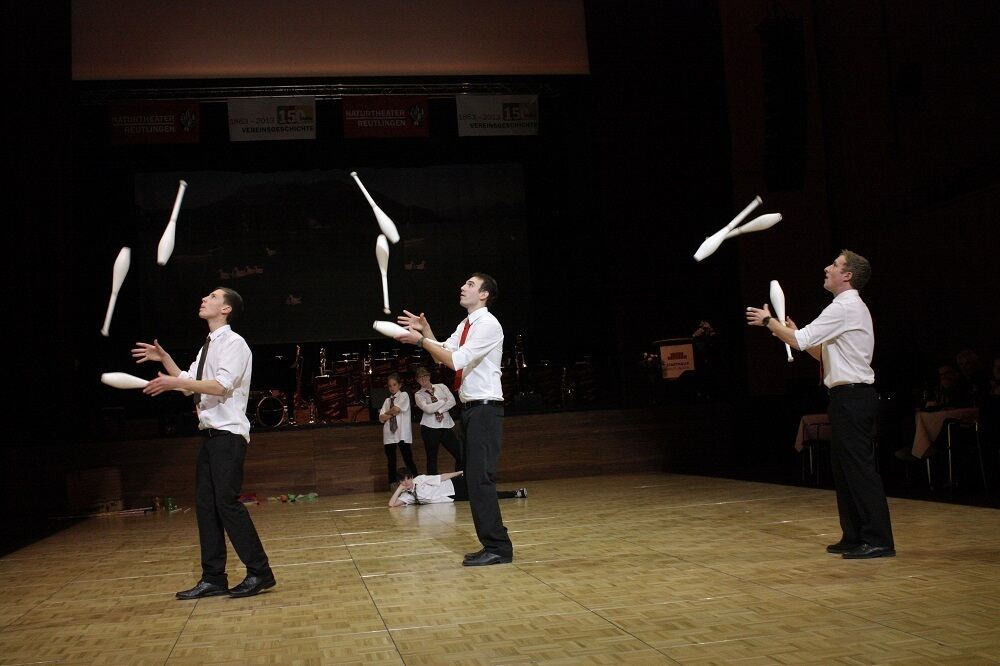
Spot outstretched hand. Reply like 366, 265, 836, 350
397, 310, 429, 333
745, 304, 772, 327
143, 372, 182, 396
132, 339, 168, 364
396, 309, 431, 346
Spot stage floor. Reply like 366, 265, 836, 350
1, 473, 998, 665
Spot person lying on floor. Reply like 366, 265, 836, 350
388, 468, 526, 507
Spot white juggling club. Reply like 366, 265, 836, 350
769, 279, 794, 362
724, 213, 782, 239
375, 234, 391, 314
101, 372, 149, 389
101, 371, 187, 392
100, 247, 131, 337
350, 171, 400, 244
373, 321, 442, 346
157, 179, 187, 266
694, 196, 763, 262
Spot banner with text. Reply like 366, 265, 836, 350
657, 339, 696, 380
456, 95, 538, 136
228, 97, 316, 141
109, 100, 200, 144
342, 96, 429, 138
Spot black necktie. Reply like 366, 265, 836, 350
193, 335, 211, 405
389, 395, 398, 433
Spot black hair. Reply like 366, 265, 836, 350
471, 272, 498, 307
216, 287, 244, 325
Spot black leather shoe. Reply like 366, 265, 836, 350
842, 543, 896, 559
826, 540, 860, 554
228, 574, 276, 597
176, 580, 228, 600
462, 551, 512, 567
464, 548, 486, 561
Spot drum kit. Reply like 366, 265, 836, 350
248, 389, 289, 429
247, 344, 441, 428
246, 335, 599, 428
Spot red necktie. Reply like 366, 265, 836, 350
452, 319, 472, 391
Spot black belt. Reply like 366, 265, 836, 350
828, 383, 874, 396
463, 399, 504, 406
204, 428, 236, 438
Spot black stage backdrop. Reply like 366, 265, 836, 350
132, 165, 530, 348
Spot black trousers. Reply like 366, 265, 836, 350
385, 441, 418, 485
420, 425, 462, 474
195, 432, 271, 586
447, 474, 517, 502
462, 403, 513, 558
828, 384, 894, 548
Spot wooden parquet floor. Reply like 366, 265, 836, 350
2, 473, 999, 665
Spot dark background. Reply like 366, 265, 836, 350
6, 1, 1000, 550
129, 165, 531, 347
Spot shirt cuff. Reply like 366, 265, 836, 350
794, 328, 810, 350
451, 348, 470, 371
213, 374, 234, 392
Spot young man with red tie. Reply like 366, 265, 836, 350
396, 273, 514, 566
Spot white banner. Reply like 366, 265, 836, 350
456, 95, 538, 136
658, 340, 695, 380
228, 97, 316, 141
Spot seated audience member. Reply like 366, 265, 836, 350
921, 364, 970, 410
956, 349, 990, 406
388, 469, 526, 507
981, 356, 1000, 444
896, 356, 987, 462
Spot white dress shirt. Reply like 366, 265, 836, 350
793, 289, 875, 388
442, 307, 504, 403
179, 325, 253, 441
397, 474, 456, 505
380, 390, 413, 444
413, 383, 457, 428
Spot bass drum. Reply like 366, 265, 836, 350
255, 394, 287, 429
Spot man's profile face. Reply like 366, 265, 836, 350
823, 255, 851, 294
459, 276, 487, 309
199, 289, 231, 320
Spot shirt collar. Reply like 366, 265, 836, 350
208, 324, 231, 342
467, 307, 489, 325
833, 289, 859, 302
